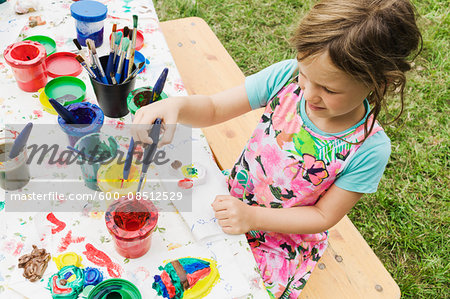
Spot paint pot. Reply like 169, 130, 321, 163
90, 56, 137, 118
3, 40, 47, 92
87, 278, 142, 299
70, 0, 107, 47
0, 136, 30, 191
48, 265, 84, 299
97, 158, 141, 197
57, 102, 104, 147
126, 86, 168, 120
74, 133, 118, 191
44, 76, 86, 105
105, 195, 158, 259
83, 267, 103, 286
53, 252, 83, 270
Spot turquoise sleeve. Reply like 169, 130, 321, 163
335, 131, 391, 193
245, 59, 298, 109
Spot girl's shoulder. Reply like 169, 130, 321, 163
245, 59, 298, 109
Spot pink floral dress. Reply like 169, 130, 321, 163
227, 78, 383, 298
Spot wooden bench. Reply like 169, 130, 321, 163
161, 17, 400, 299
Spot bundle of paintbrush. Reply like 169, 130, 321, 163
74, 17, 143, 85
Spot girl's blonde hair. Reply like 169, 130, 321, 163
290, 0, 422, 138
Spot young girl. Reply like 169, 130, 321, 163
132, 0, 422, 297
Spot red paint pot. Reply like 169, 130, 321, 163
3, 41, 47, 92
105, 196, 158, 259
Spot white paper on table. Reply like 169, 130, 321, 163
125, 242, 251, 299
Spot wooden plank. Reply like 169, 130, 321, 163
160, 16, 400, 299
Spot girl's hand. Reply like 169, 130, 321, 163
211, 195, 253, 235
131, 97, 181, 146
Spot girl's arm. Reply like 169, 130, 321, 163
132, 84, 251, 144
212, 184, 363, 235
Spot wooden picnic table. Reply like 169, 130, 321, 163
160, 16, 401, 299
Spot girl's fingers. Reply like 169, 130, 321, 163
218, 219, 230, 227
214, 210, 228, 220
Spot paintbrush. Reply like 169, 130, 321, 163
8, 123, 33, 159
122, 62, 145, 84
72, 38, 90, 66
128, 15, 138, 77
106, 23, 117, 84
113, 31, 123, 66
110, 72, 117, 85
144, 68, 169, 106
136, 119, 162, 193
75, 55, 98, 80
114, 27, 130, 84
86, 39, 108, 84
49, 99, 79, 124
123, 29, 133, 82
121, 137, 135, 188
66, 146, 96, 162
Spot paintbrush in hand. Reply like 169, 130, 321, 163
136, 119, 162, 193
121, 137, 135, 188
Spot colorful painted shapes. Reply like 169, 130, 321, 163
153, 257, 219, 299
48, 265, 84, 299
45, 52, 82, 78
23, 35, 57, 56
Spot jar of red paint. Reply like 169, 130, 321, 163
3, 40, 47, 92
105, 195, 158, 259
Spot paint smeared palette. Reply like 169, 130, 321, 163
152, 257, 219, 299
169, 162, 207, 191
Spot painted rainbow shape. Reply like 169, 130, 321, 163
153, 257, 219, 299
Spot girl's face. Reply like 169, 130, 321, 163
297, 51, 371, 132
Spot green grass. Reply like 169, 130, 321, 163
154, 0, 449, 298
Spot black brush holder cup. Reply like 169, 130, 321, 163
90, 55, 137, 118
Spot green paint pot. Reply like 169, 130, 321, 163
23, 35, 57, 56
126, 86, 168, 119
87, 278, 142, 299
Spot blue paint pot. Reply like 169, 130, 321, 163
71, 1, 108, 47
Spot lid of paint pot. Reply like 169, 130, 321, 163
70, 1, 107, 22
87, 278, 142, 299
45, 52, 82, 78
110, 29, 144, 51
133, 51, 147, 74
44, 76, 86, 105
23, 35, 56, 56
84, 267, 103, 286
3, 41, 47, 68
53, 252, 83, 270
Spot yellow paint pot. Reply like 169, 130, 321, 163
97, 158, 142, 196
53, 252, 83, 270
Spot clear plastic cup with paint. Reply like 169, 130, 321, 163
70, 0, 107, 47
74, 133, 118, 191
0, 135, 31, 191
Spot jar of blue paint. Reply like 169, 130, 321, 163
70, 1, 108, 47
